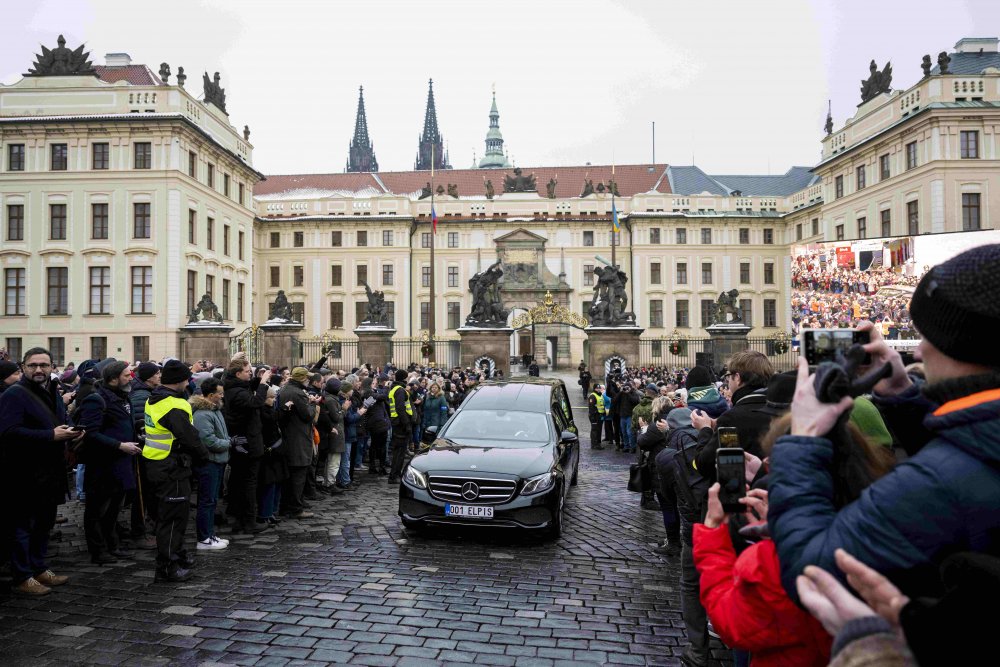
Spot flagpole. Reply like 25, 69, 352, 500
428, 144, 436, 365
611, 159, 617, 270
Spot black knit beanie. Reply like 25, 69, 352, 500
395, 369, 408, 383
0, 360, 18, 383
910, 244, 1000, 368
685, 365, 715, 390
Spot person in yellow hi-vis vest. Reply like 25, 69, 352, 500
143, 360, 209, 583
588, 384, 606, 451
387, 369, 415, 484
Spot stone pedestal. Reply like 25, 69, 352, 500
260, 321, 305, 368
585, 326, 644, 380
354, 326, 396, 367
458, 327, 513, 378
179, 323, 234, 365
705, 323, 752, 371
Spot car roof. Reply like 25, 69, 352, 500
463, 379, 559, 413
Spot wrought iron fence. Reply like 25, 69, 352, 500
747, 337, 798, 371
229, 326, 264, 365
293, 336, 360, 370
391, 339, 461, 369
638, 338, 714, 369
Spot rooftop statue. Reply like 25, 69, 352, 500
921, 54, 932, 78
485, 179, 495, 200
25, 35, 97, 77
159, 62, 171, 83
581, 179, 594, 198
546, 178, 558, 199
937, 51, 951, 75
202, 71, 227, 114
243, 125, 251, 141
176, 66, 186, 87
419, 182, 432, 200
859, 60, 893, 104
503, 167, 537, 193
447, 183, 459, 198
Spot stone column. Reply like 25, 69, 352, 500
705, 323, 752, 372
354, 326, 396, 367
179, 324, 235, 365
259, 322, 305, 368
458, 327, 513, 378
585, 326, 644, 380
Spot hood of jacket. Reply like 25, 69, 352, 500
148, 385, 186, 405
688, 384, 730, 418
189, 394, 218, 412
924, 393, 1000, 467
666, 407, 693, 430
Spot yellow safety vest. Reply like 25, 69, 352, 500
388, 385, 413, 419
142, 396, 193, 461
590, 392, 606, 415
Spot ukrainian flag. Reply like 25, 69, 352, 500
611, 198, 620, 233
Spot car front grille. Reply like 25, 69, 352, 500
427, 475, 517, 504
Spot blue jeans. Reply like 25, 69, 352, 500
353, 435, 369, 467
11, 503, 56, 584
338, 441, 353, 486
258, 483, 280, 519
194, 461, 224, 541
75, 464, 86, 501
620, 417, 634, 451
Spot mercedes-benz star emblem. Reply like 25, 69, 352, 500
461, 482, 480, 500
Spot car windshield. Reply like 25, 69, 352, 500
442, 410, 551, 446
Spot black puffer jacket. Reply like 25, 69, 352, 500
222, 373, 268, 458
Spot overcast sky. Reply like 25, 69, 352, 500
4, 0, 998, 176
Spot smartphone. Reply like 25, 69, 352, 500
801, 328, 871, 365
716, 447, 746, 513
717, 426, 739, 449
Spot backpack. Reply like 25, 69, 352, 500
668, 429, 710, 520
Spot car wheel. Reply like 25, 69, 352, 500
548, 491, 564, 539
570, 461, 579, 486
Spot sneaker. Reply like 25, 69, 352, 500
291, 510, 315, 519
154, 565, 193, 583
356, 464, 368, 471
35, 570, 69, 587
707, 620, 720, 639
133, 535, 157, 550
197, 537, 228, 550
14, 577, 51, 596
653, 540, 681, 557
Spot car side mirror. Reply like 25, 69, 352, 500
560, 430, 578, 444
422, 425, 438, 444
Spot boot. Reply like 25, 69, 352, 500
653, 539, 681, 557
154, 564, 193, 583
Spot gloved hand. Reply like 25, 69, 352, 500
230, 435, 249, 454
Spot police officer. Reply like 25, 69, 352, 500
588, 384, 606, 451
142, 360, 209, 582
386, 369, 414, 484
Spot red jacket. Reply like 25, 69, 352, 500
693, 523, 831, 667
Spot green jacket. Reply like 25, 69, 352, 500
631, 396, 654, 433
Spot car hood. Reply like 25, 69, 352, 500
412, 438, 554, 479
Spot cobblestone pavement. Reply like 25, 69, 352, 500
0, 372, 732, 666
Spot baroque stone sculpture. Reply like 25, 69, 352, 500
176, 67, 186, 87
712, 289, 743, 325
189, 293, 223, 323
362, 282, 389, 327
485, 179, 495, 200
419, 182, 432, 200
243, 125, 250, 141
546, 178, 558, 199
824, 100, 834, 135
921, 54, 932, 78
202, 71, 227, 113
447, 183, 459, 198
503, 167, 537, 193
268, 290, 294, 322
937, 51, 951, 75
25, 35, 97, 77
859, 60, 893, 104
588, 259, 636, 327
581, 179, 594, 197
465, 261, 509, 327
159, 62, 171, 83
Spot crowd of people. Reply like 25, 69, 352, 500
0, 352, 487, 590
616, 244, 1000, 665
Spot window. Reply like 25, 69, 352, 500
237, 282, 245, 321
448, 231, 459, 248
238, 183, 245, 206
676, 262, 688, 284
188, 151, 197, 178
187, 270, 197, 314
420, 232, 430, 248
419, 302, 429, 330
223, 225, 230, 256
676, 300, 689, 328
356, 301, 367, 326
879, 154, 890, 180
206, 217, 214, 250
857, 216, 867, 239
962, 193, 981, 230
881, 210, 891, 237
835, 175, 844, 199
357, 230, 367, 247
796, 223, 803, 241
583, 264, 595, 286
856, 165, 866, 190
836, 224, 845, 240
382, 263, 393, 286
51, 143, 68, 170
238, 230, 245, 260
812, 218, 820, 236
764, 263, 775, 285
739, 262, 750, 284
47, 267, 68, 315
207, 163, 214, 188
650, 262, 661, 284
188, 210, 197, 244
330, 301, 344, 328
960, 131, 979, 159
739, 299, 753, 327
650, 228, 661, 244
92, 143, 109, 170
331, 231, 342, 247
134, 142, 152, 169
49, 338, 65, 366
131, 266, 153, 314
701, 262, 712, 284
763, 299, 777, 327
293, 231, 304, 247
221, 279, 230, 320
269, 266, 280, 287
701, 228, 712, 244
293, 265, 304, 287
205, 274, 214, 301
223, 173, 230, 197
582, 301, 592, 318
448, 266, 458, 288
421, 266, 431, 288
331, 265, 342, 286
907, 201, 919, 236
89, 267, 111, 314
583, 231, 594, 246
133, 202, 151, 239
385, 301, 396, 328
7, 204, 24, 241
357, 264, 368, 286
906, 141, 917, 170
7, 144, 24, 171
447, 302, 461, 329
382, 230, 393, 246
5, 338, 21, 361
291, 302, 305, 326
700, 299, 715, 328
91, 337, 108, 360
4, 268, 25, 315
649, 300, 663, 327
50, 204, 67, 240
739, 228, 749, 244
763, 228, 774, 244
133, 336, 149, 362
269, 231, 280, 248
85, 202, 107, 240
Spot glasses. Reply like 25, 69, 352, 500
24, 363, 52, 370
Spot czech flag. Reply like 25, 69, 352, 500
432, 205, 438, 234
611, 199, 620, 233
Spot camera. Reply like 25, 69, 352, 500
802, 328, 871, 366
716, 439, 746, 514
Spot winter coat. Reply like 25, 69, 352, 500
128, 377, 154, 435
693, 523, 831, 666
631, 395, 654, 430
222, 374, 268, 458
686, 384, 730, 418
73, 383, 137, 490
325, 390, 346, 454
141, 385, 210, 482
769, 378, 1000, 603
695, 384, 770, 484
587, 391, 606, 424
258, 405, 289, 486
277, 380, 316, 468
342, 395, 361, 443
387, 382, 414, 436
364, 387, 390, 435
619, 388, 643, 421
421, 393, 449, 432
0, 377, 71, 506
661, 408, 704, 543
829, 628, 916, 667
189, 395, 231, 465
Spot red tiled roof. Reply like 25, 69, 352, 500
258, 164, 670, 198
94, 65, 161, 86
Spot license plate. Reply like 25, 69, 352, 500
445, 503, 494, 519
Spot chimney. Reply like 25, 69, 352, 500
104, 53, 132, 67
953, 37, 999, 54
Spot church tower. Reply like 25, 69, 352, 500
478, 88, 510, 169
415, 78, 450, 171
346, 86, 378, 173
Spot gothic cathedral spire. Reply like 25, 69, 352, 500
346, 85, 378, 173
415, 78, 450, 171
478, 88, 510, 169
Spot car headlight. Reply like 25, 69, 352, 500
403, 466, 428, 489
521, 472, 555, 496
